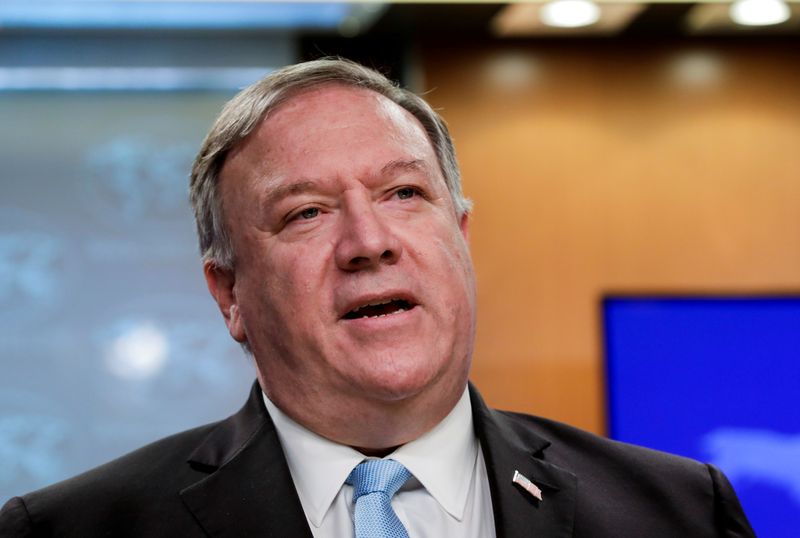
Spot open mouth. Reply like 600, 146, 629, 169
343, 298, 415, 320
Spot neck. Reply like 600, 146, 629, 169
354, 445, 400, 457
261, 374, 468, 453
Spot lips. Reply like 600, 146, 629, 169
341, 296, 417, 320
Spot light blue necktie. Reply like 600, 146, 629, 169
346, 459, 412, 538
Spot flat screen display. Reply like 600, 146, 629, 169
604, 296, 800, 538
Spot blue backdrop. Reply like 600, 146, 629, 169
604, 296, 800, 537
0, 92, 258, 501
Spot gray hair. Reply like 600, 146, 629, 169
189, 58, 470, 270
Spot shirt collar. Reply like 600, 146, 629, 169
262, 387, 477, 528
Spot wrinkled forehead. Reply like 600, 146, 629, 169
263, 83, 429, 147
223, 84, 439, 185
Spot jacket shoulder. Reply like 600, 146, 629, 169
496, 408, 708, 473
0, 421, 221, 537
0, 382, 272, 537
490, 409, 755, 537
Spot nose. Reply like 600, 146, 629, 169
334, 199, 402, 271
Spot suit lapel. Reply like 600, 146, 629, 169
470, 384, 577, 538
179, 382, 313, 538
177, 381, 576, 537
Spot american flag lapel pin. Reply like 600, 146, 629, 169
512, 470, 543, 501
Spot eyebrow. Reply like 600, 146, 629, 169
261, 179, 319, 209
260, 160, 432, 209
380, 159, 430, 176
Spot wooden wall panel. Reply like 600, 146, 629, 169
420, 42, 800, 433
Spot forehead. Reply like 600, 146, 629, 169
224, 84, 438, 181
268, 83, 423, 139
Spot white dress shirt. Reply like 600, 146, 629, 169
262, 387, 496, 538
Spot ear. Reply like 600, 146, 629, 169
458, 211, 470, 242
204, 261, 247, 343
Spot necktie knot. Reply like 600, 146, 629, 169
346, 459, 412, 538
347, 459, 411, 500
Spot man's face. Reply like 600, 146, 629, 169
211, 84, 476, 445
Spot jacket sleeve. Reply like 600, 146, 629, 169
0, 496, 35, 537
707, 464, 756, 538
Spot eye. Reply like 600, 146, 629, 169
395, 187, 418, 200
297, 207, 319, 220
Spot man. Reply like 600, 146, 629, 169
1, 59, 754, 537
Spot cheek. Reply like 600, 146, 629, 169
245, 245, 333, 325
436, 229, 474, 283
441, 236, 476, 322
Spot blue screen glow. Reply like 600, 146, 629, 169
604, 296, 800, 538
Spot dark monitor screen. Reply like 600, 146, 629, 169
603, 296, 800, 538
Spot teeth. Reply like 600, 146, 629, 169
351, 298, 396, 314
362, 307, 406, 319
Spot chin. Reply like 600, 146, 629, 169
355, 357, 459, 404
357, 377, 428, 403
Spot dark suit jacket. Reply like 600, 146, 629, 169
0, 382, 754, 537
